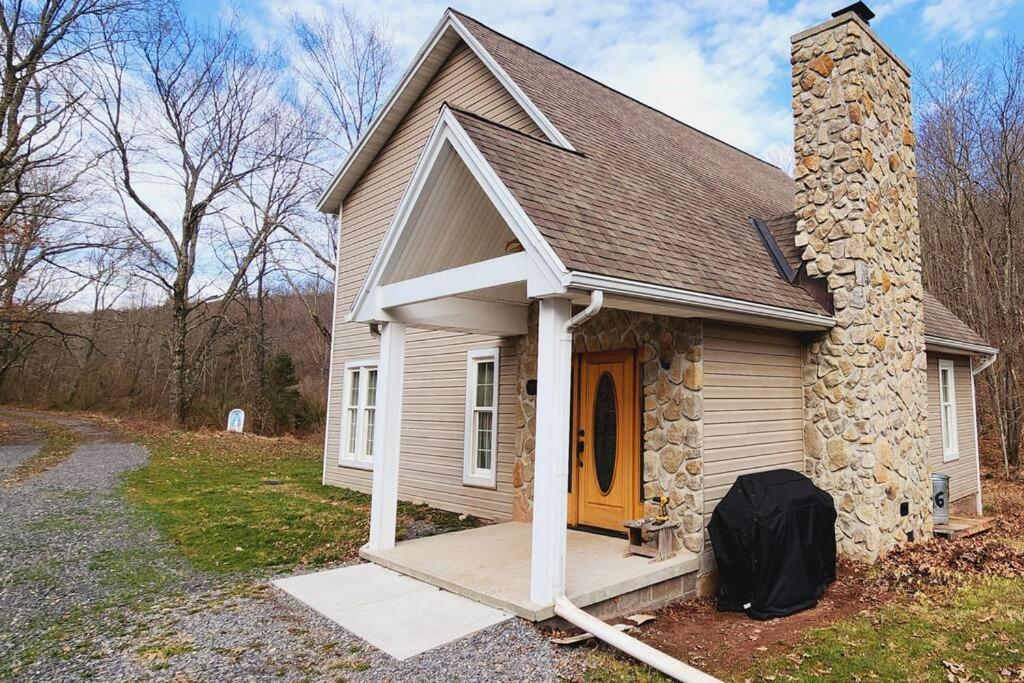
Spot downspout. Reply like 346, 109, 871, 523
971, 350, 997, 513
563, 290, 604, 336
553, 290, 720, 683
973, 350, 998, 376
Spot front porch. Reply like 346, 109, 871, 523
361, 522, 700, 621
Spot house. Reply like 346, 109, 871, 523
316, 3, 997, 620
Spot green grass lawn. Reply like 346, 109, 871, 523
121, 429, 481, 573
740, 577, 1024, 682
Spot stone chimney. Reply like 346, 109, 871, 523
791, 5, 930, 560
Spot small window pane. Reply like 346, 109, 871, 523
349, 369, 361, 405
366, 370, 378, 406
940, 371, 950, 403
476, 361, 495, 407
364, 408, 375, 457
347, 409, 358, 454
475, 411, 493, 470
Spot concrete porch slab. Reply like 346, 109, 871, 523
361, 522, 700, 621
273, 563, 511, 661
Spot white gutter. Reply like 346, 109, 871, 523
554, 597, 721, 683
923, 335, 998, 358
567, 272, 836, 330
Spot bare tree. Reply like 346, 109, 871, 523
87, 4, 285, 424
0, 0, 127, 389
917, 39, 1024, 474
288, 8, 397, 153
269, 8, 397, 343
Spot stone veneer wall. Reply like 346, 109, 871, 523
792, 13, 931, 560
511, 304, 705, 554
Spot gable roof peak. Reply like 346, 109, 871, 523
316, 10, 573, 214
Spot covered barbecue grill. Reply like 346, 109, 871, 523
708, 469, 837, 620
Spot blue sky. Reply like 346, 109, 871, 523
184, 0, 1024, 164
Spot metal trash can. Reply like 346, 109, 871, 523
931, 472, 950, 524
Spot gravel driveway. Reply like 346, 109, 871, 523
0, 411, 587, 682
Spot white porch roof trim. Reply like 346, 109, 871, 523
317, 10, 574, 214
348, 105, 569, 326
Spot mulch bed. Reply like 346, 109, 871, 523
633, 561, 880, 675
629, 474, 1024, 676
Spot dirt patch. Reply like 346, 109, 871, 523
0, 413, 44, 446
632, 561, 880, 675
627, 475, 1024, 677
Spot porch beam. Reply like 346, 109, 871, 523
378, 252, 529, 310
367, 321, 406, 551
387, 297, 528, 336
530, 298, 573, 606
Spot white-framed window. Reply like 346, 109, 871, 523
939, 359, 959, 462
340, 359, 378, 468
463, 348, 500, 488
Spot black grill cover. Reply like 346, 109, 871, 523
708, 469, 837, 620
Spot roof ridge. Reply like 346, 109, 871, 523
446, 104, 587, 157
448, 8, 792, 178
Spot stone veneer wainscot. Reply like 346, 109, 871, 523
512, 305, 705, 555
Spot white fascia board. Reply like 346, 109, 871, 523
566, 272, 837, 330
377, 252, 528, 310
317, 10, 573, 214
349, 106, 567, 324
924, 335, 999, 357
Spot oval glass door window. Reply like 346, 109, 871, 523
592, 372, 618, 495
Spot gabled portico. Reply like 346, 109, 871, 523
349, 104, 583, 608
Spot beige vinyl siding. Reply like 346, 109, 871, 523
703, 323, 805, 533
322, 42, 541, 521
928, 354, 980, 507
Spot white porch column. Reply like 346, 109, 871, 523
367, 321, 407, 552
530, 298, 573, 606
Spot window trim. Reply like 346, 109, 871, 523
939, 359, 959, 462
463, 347, 500, 489
339, 358, 379, 470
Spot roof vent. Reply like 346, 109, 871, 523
832, 1, 875, 24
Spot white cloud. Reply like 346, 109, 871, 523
921, 0, 1016, 39
253, 0, 838, 165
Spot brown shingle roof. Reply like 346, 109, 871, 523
923, 292, 990, 348
453, 13, 825, 315
452, 12, 990, 346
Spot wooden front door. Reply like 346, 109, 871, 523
569, 349, 640, 533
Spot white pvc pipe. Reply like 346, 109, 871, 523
553, 597, 721, 683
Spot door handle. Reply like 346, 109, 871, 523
576, 429, 585, 467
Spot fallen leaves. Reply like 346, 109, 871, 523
868, 477, 1024, 596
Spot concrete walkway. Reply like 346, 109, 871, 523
273, 563, 512, 660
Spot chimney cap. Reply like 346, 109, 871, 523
832, 1, 875, 24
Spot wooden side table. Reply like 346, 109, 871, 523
622, 518, 679, 562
